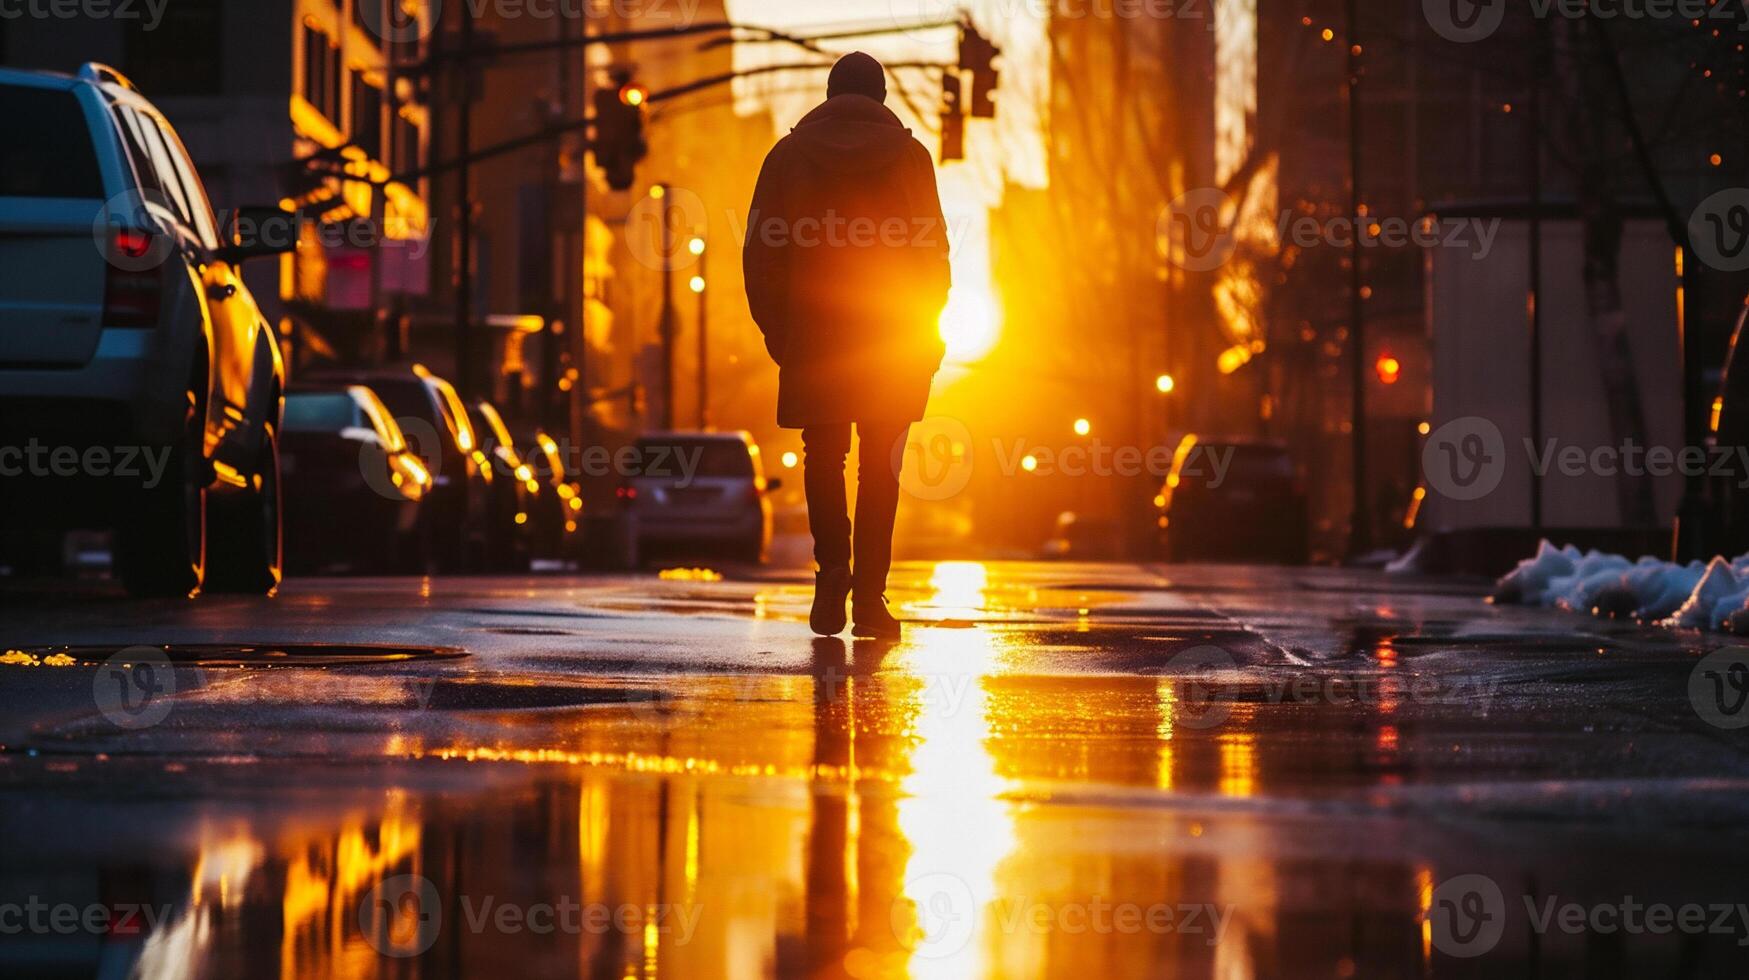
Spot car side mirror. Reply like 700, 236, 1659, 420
217, 206, 299, 263
764, 477, 783, 493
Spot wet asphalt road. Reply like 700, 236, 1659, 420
2, 561, 1749, 979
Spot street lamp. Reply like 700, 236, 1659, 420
691, 238, 708, 429
1155, 373, 1176, 394
1073, 418, 1091, 437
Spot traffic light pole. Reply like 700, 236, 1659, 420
454, 8, 476, 399
658, 185, 675, 430
697, 271, 709, 430
363, 59, 957, 191
1345, 0, 1371, 559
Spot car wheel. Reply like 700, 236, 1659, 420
735, 533, 766, 565
204, 421, 283, 595
115, 388, 206, 598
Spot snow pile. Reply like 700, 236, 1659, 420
1492, 539, 1749, 634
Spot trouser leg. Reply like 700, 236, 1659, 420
802, 424, 852, 571
851, 422, 909, 599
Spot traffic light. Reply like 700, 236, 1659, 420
591, 72, 647, 192
1375, 354, 1402, 385
959, 22, 999, 119
940, 73, 964, 162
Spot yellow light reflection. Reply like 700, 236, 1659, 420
923, 560, 989, 620
1156, 679, 1177, 791
896, 563, 1017, 977
1218, 732, 1258, 798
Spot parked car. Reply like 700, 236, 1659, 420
280, 385, 428, 572
1697, 292, 1749, 557
306, 364, 486, 571
0, 64, 292, 596
1041, 512, 1124, 560
520, 427, 585, 564
1155, 439, 1309, 564
621, 431, 779, 563
467, 400, 533, 571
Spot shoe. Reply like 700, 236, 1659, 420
810, 566, 852, 636
851, 594, 902, 639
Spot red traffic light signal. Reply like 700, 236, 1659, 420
592, 72, 647, 192
1375, 354, 1402, 385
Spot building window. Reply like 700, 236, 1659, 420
302, 23, 342, 124
124, 0, 222, 95
392, 112, 420, 176
352, 71, 383, 160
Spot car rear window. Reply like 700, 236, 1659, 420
284, 393, 358, 433
0, 85, 104, 198
1224, 447, 1295, 481
633, 439, 754, 479
364, 379, 435, 424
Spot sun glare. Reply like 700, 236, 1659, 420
938, 283, 1000, 364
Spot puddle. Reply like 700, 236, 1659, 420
420, 678, 659, 712
10, 643, 466, 667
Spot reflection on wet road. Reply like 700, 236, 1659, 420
3, 562, 1749, 977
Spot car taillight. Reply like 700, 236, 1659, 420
616, 487, 638, 500
103, 231, 161, 329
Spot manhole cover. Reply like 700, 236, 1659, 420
13, 643, 466, 667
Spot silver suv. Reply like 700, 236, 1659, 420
0, 64, 292, 596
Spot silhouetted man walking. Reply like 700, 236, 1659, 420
744, 52, 951, 638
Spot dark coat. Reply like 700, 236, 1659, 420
743, 95, 952, 428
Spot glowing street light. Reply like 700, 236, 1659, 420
1073, 418, 1091, 437
1155, 373, 1176, 394
687, 236, 706, 257
689, 275, 705, 294
781, 451, 799, 469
